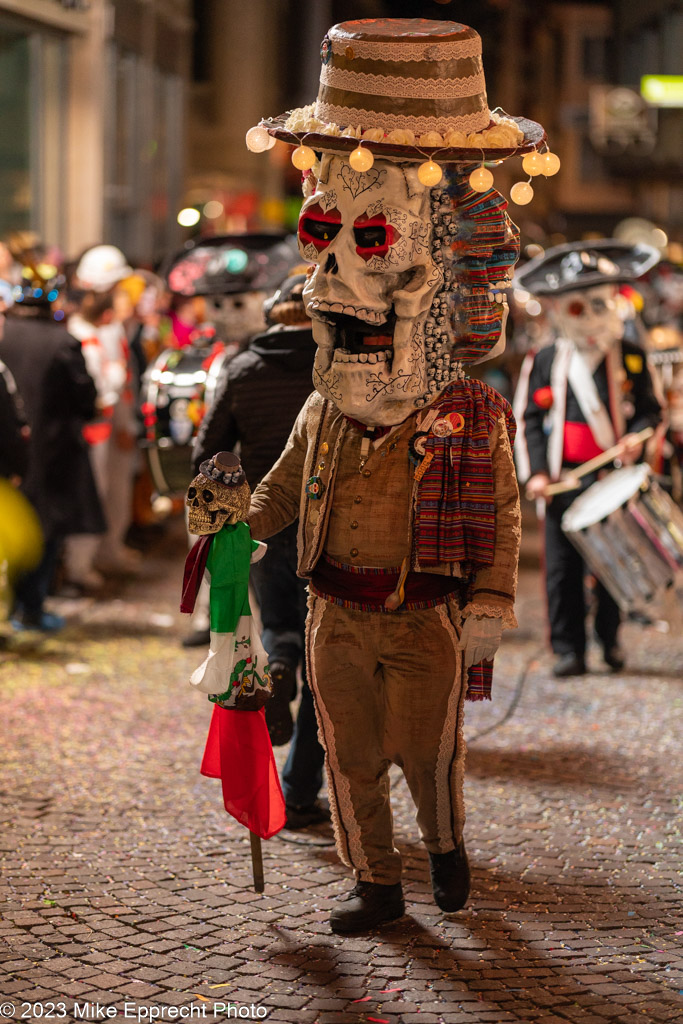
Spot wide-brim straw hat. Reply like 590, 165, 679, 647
256, 19, 545, 164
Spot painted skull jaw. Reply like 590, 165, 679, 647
299, 156, 441, 426
549, 284, 623, 355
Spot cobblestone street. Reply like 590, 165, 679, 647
1, 516, 681, 1024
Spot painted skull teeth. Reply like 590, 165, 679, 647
308, 299, 386, 325
334, 348, 392, 364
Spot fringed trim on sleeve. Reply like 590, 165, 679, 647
462, 599, 518, 630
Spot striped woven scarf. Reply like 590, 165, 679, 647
415, 378, 516, 702
415, 378, 516, 569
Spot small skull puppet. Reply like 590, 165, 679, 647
182, 452, 271, 710
186, 452, 251, 535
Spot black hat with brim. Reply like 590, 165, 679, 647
514, 239, 661, 296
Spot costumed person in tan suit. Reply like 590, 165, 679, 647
241, 17, 550, 932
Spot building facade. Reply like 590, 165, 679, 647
0, 0, 192, 263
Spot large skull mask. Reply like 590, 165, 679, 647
299, 155, 519, 425
299, 155, 441, 425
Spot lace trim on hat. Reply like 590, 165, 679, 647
314, 100, 490, 135
320, 65, 486, 101
331, 36, 482, 62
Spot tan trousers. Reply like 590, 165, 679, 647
306, 595, 467, 885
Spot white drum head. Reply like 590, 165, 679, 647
562, 465, 650, 532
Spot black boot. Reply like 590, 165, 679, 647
603, 645, 625, 670
329, 881, 405, 934
429, 839, 470, 912
552, 652, 586, 677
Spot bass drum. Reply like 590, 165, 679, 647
141, 344, 228, 495
561, 464, 683, 612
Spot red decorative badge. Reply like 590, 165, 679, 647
532, 386, 554, 410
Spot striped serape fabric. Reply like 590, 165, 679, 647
415, 378, 516, 570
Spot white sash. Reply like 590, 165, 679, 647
567, 348, 616, 452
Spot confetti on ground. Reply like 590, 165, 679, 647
0, 520, 680, 1022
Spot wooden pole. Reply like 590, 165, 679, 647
249, 831, 264, 893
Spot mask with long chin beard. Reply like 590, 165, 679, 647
298, 155, 520, 426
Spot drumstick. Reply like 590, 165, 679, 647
543, 427, 654, 497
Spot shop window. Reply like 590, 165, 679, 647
0, 27, 31, 236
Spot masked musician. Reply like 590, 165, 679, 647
514, 241, 662, 678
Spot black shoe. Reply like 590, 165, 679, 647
603, 645, 625, 670
552, 652, 586, 677
284, 799, 331, 830
329, 881, 405, 934
265, 662, 296, 746
182, 628, 210, 648
429, 839, 471, 912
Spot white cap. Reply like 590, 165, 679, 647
75, 245, 133, 292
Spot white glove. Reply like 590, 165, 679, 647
457, 615, 503, 667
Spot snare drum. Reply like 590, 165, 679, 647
141, 344, 227, 495
561, 464, 683, 612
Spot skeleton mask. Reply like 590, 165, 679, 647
548, 284, 622, 355
299, 155, 519, 425
204, 291, 267, 346
186, 453, 251, 535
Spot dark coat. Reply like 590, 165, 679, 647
522, 338, 661, 477
0, 358, 29, 479
0, 314, 105, 537
193, 326, 317, 486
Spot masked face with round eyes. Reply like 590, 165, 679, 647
186, 474, 250, 534
548, 283, 623, 354
298, 154, 442, 425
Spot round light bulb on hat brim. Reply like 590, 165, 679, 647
510, 181, 534, 205
291, 145, 317, 171
246, 125, 272, 153
542, 151, 561, 176
522, 151, 544, 176
417, 160, 443, 187
469, 165, 494, 192
349, 145, 374, 172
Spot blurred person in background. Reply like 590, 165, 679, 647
514, 241, 662, 677
0, 256, 104, 631
193, 272, 328, 829
63, 289, 123, 592
164, 293, 207, 350
0, 281, 28, 482
74, 245, 140, 576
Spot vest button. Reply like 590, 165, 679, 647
362, 468, 371, 477
354, 495, 362, 504
350, 520, 358, 529
350, 547, 359, 557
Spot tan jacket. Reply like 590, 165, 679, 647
247, 391, 520, 621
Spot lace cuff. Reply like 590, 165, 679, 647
462, 600, 518, 630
